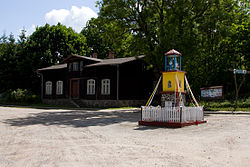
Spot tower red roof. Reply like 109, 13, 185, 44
165, 49, 182, 56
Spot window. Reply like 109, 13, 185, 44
87, 79, 95, 95
168, 81, 172, 88
68, 63, 72, 71
56, 81, 63, 95
101, 79, 110, 95
80, 61, 84, 71
73, 62, 79, 71
45, 81, 52, 95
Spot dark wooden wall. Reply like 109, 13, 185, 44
81, 65, 117, 100
119, 60, 154, 100
41, 68, 68, 99
41, 58, 155, 101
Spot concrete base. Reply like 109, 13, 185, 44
42, 99, 76, 106
43, 98, 146, 108
74, 99, 146, 108
161, 93, 186, 107
138, 120, 207, 128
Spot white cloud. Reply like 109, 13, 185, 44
26, 24, 37, 35
45, 6, 97, 33
18, 24, 37, 37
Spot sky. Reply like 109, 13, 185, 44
0, 0, 99, 39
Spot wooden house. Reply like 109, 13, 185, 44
38, 53, 155, 107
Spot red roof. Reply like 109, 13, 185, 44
165, 49, 182, 56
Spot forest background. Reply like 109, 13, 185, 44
0, 0, 249, 104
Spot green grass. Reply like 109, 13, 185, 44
198, 99, 250, 111
205, 107, 250, 111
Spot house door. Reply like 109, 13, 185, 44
70, 79, 80, 99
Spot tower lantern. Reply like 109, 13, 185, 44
161, 49, 186, 107
164, 49, 182, 71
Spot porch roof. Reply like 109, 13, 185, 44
62, 54, 102, 63
38, 63, 67, 71
85, 55, 145, 67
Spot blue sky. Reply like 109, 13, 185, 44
0, 0, 99, 38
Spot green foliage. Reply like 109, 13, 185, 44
0, 0, 249, 100
95, 0, 250, 97
1, 89, 40, 103
26, 23, 87, 67
0, 23, 88, 93
81, 17, 133, 58
0, 33, 19, 91
200, 99, 250, 110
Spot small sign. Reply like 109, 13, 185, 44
201, 86, 223, 100
233, 69, 247, 74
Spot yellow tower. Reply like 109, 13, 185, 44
161, 49, 186, 107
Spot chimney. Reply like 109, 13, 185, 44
108, 51, 115, 59
92, 53, 98, 58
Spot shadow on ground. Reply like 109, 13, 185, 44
3, 110, 140, 128
0, 104, 101, 110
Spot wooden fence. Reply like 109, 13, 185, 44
141, 106, 204, 123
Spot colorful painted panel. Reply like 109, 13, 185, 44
200, 86, 223, 99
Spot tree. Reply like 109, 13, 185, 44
81, 18, 110, 58
0, 33, 18, 92
97, 0, 214, 68
81, 17, 133, 59
95, 0, 249, 96
221, 16, 250, 108
26, 23, 87, 67
0, 23, 88, 93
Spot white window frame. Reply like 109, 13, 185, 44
73, 62, 79, 71
101, 79, 110, 95
56, 81, 63, 95
87, 79, 95, 95
45, 81, 52, 95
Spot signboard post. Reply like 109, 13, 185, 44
233, 69, 247, 74
232, 69, 249, 111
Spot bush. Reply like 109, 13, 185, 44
1, 89, 40, 104
200, 98, 250, 110
239, 99, 250, 108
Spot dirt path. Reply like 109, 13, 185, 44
0, 106, 249, 167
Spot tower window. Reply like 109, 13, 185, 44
168, 81, 172, 88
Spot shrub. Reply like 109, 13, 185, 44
239, 98, 250, 108
1, 89, 40, 104
200, 98, 250, 110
